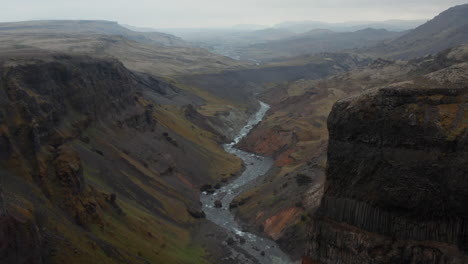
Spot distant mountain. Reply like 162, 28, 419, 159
160, 27, 295, 44
234, 28, 296, 42
231, 24, 268, 30
274, 19, 427, 33
367, 4, 468, 58
157, 20, 424, 60
0, 20, 188, 47
122, 24, 161, 32
159, 27, 297, 60
235, 28, 404, 62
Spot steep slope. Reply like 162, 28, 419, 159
0, 52, 243, 264
0, 20, 188, 47
307, 85, 468, 263
367, 4, 468, 58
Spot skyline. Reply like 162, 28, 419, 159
2, 0, 467, 28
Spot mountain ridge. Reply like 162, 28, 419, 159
366, 4, 468, 58
0, 20, 188, 47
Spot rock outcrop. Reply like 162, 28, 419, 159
0, 215, 44, 264
0, 54, 136, 159
307, 86, 468, 263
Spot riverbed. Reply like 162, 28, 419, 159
200, 101, 293, 264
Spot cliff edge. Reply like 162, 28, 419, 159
307, 86, 468, 263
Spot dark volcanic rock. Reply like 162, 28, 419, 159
226, 237, 235, 246
200, 184, 213, 192
239, 237, 246, 244
0, 215, 44, 264
187, 207, 206, 219
307, 86, 468, 264
53, 145, 85, 194
228, 202, 238, 210
0, 55, 138, 164
326, 87, 468, 218
200, 184, 216, 194
295, 174, 312, 186
184, 104, 220, 137
214, 200, 223, 208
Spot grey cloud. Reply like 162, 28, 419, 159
2, 0, 467, 28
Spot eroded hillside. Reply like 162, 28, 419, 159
0, 52, 244, 264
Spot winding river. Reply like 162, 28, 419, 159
200, 102, 293, 264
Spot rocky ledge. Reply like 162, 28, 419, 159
306, 86, 468, 263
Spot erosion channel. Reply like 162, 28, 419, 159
201, 101, 294, 264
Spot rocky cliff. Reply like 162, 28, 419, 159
307, 86, 468, 263
0, 52, 244, 264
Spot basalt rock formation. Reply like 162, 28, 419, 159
307, 86, 468, 263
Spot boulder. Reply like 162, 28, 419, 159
214, 200, 222, 208
187, 207, 206, 219
226, 237, 235, 245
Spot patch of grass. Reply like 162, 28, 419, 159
153, 105, 241, 180
89, 198, 210, 264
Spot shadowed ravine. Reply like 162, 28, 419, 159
201, 102, 293, 264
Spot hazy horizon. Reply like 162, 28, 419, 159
2, 0, 467, 28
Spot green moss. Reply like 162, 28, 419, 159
87, 199, 210, 264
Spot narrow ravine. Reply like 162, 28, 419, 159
200, 102, 293, 264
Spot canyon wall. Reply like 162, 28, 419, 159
0, 53, 243, 264
307, 86, 468, 263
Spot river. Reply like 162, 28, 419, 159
200, 101, 294, 264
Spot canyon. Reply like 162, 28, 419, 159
0, 3, 468, 264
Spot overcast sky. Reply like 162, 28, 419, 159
2, 0, 467, 28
